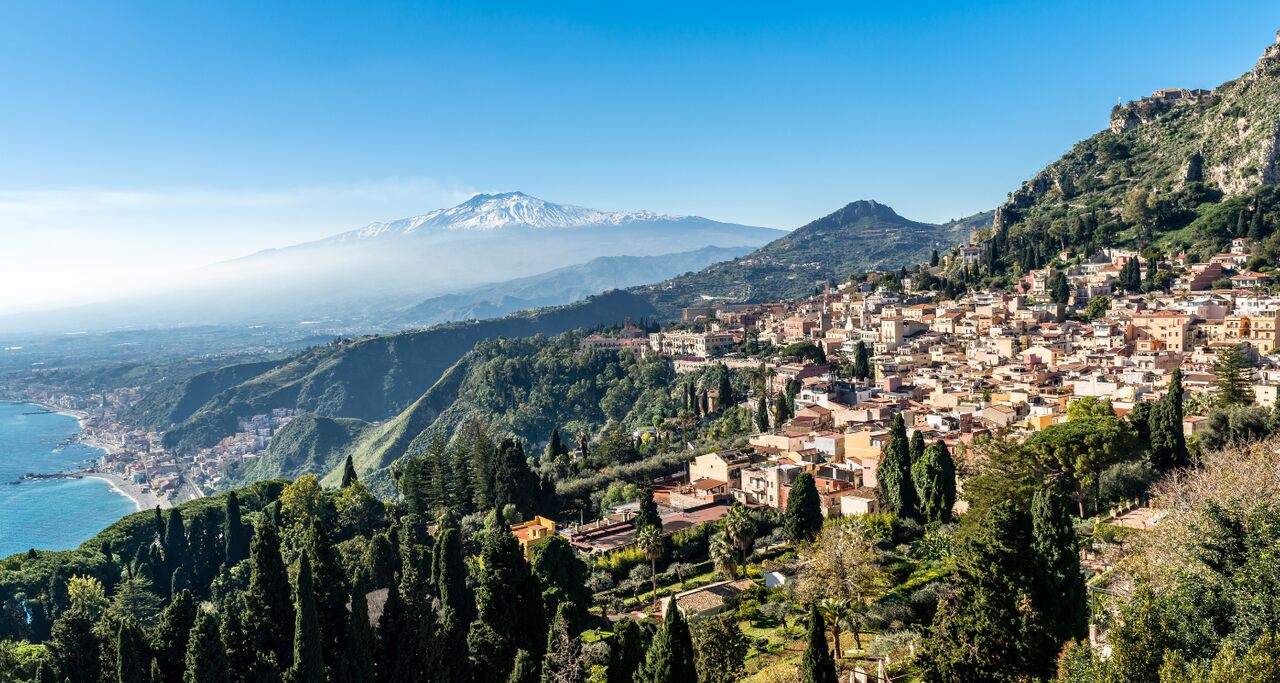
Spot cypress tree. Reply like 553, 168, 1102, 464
467, 509, 545, 681
117, 618, 149, 683
879, 414, 918, 520
340, 455, 359, 488
362, 532, 397, 590
433, 525, 475, 628
151, 589, 196, 683
245, 516, 293, 674
47, 607, 100, 683
287, 554, 325, 683
149, 660, 162, 683
783, 473, 823, 543
163, 509, 189, 578
606, 618, 644, 683
153, 507, 166, 545
773, 393, 790, 426
303, 524, 348, 677
345, 573, 375, 683
800, 605, 837, 683
635, 489, 661, 534
531, 536, 591, 633
636, 599, 697, 683
717, 365, 735, 410
222, 492, 249, 569
853, 341, 871, 381
183, 610, 228, 683
508, 650, 538, 683
912, 440, 957, 525
1150, 369, 1189, 470
909, 430, 925, 466
1031, 484, 1088, 653
376, 580, 411, 683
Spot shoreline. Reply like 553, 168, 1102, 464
82, 472, 168, 511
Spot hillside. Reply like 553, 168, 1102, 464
395, 245, 752, 327
221, 414, 372, 489
636, 201, 982, 313
980, 33, 1280, 272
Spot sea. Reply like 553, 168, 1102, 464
0, 402, 138, 558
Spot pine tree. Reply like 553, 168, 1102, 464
800, 605, 837, 683
340, 454, 359, 488
183, 610, 228, 683
222, 492, 250, 569
150, 589, 196, 683
635, 600, 697, 683
245, 516, 294, 675
345, 573, 375, 683
783, 472, 823, 543
1214, 346, 1254, 408
912, 440, 957, 525
1030, 485, 1088, 650
116, 618, 149, 683
879, 413, 918, 520
606, 619, 643, 683
287, 554, 325, 683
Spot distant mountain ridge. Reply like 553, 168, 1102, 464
328, 191, 700, 238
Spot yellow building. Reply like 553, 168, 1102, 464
510, 515, 557, 559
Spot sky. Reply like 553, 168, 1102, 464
1, 1, 1277, 312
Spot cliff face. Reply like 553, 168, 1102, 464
994, 31, 1280, 236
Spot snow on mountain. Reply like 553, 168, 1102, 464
336, 191, 698, 240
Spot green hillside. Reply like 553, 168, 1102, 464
123, 358, 284, 429
978, 36, 1280, 274
222, 414, 372, 489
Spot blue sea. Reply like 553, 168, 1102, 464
0, 402, 138, 558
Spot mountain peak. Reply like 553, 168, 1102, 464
340, 192, 698, 238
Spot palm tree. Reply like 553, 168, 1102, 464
722, 504, 757, 568
709, 531, 738, 579
819, 598, 853, 659
634, 525, 664, 605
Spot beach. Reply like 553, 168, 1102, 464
83, 471, 169, 511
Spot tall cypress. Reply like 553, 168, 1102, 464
222, 492, 249, 569
341, 454, 359, 488
1150, 369, 1189, 470
183, 610, 228, 683
345, 573, 375, 683
540, 603, 583, 683
717, 365, 735, 410
47, 607, 100, 683
245, 516, 293, 674
432, 525, 475, 629
909, 430, 925, 466
800, 605, 837, 683
507, 650, 539, 683
151, 589, 196, 683
853, 341, 871, 381
635, 599, 697, 683
606, 618, 643, 683
287, 554, 325, 683
879, 414, 918, 520
163, 509, 189, 578
467, 509, 545, 681
1031, 485, 1088, 648
117, 618, 149, 683
635, 489, 661, 534
303, 524, 348, 677
912, 440, 957, 525
783, 473, 823, 543
755, 394, 770, 432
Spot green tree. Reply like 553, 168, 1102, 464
606, 619, 643, 683
879, 414, 917, 520
163, 509, 189, 581
784, 473, 823, 543
773, 393, 791, 426
116, 618, 150, 683
345, 573, 375, 683
302, 524, 347, 677
340, 454, 359, 488
918, 500, 1050, 681
183, 610, 228, 683
634, 489, 661, 534
1049, 271, 1070, 305
913, 440, 957, 525
722, 503, 756, 568
1023, 416, 1139, 517
852, 341, 871, 381
287, 554, 324, 683
1214, 346, 1254, 408
1030, 485, 1087, 648
716, 365, 735, 411
245, 516, 293, 675
508, 650, 538, 683
47, 606, 100, 683
909, 430, 925, 466
222, 492, 250, 569
531, 536, 591, 631
635, 599, 697, 683
1149, 369, 1189, 470
540, 603, 584, 683
800, 605, 837, 683
468, 509, 546, 681
635, 525, 664, 603
691, 614, 748, 683
754, 395, 770, 433
150, 589, 196, 683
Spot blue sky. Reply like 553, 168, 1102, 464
1, 1, 1278, 311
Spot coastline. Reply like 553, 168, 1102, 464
82, 472, 168, 511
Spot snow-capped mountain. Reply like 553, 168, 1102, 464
336, 191, 697, 239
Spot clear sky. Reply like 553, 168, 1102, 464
1, 1, 1278, 312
